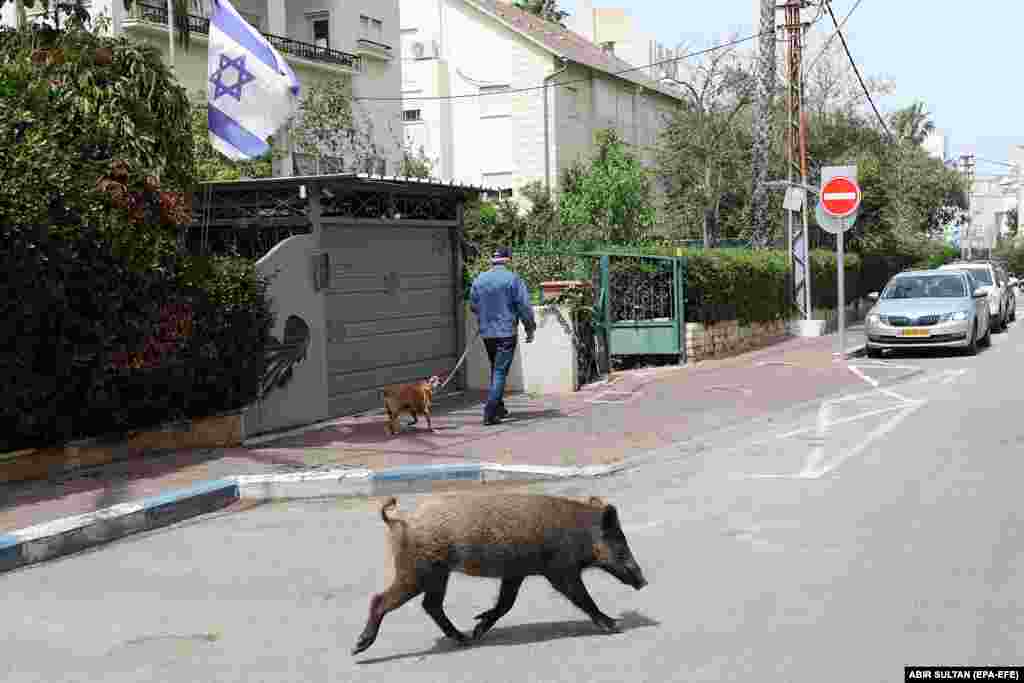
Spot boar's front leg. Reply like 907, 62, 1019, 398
421, 568, 470, 645
471, 576, 525, 641
546, 571, 620, 633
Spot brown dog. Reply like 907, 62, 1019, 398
380, 375, 442, 435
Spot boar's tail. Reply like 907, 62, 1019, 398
380, 496, 401, 526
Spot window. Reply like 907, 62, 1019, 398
360, 14, 383, 42
312, 17, 329, 49
403, 109, 422, 122
566, 87, 578, 118
363, 156, 387, 176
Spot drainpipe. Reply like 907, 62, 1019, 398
543, 57, 570, 194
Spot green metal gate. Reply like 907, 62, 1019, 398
594, 253, 687, 362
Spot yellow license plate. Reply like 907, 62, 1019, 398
900, 328, 929, 337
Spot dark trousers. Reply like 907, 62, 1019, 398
483, 336, 517, 420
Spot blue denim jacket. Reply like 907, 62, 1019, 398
470, 266, 537, 339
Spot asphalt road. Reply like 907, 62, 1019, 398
4, 309, 1023, 682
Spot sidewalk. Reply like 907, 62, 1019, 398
0, 328, 866, 535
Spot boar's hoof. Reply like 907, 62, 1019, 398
351, 636, 374, 656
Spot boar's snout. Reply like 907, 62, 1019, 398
626, 559, 648, 589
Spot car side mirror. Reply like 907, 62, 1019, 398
867, 292, 879, 302
973, 288, 988, 299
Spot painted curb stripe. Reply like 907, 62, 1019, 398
136, 479, 239, 512
370, 463, 482, 482
0, 462, 625, 573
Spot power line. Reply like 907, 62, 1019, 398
354, 30, 769, 102
975, 157, 1016, 169
823, 0, 892, 141
805, 0, 865, 74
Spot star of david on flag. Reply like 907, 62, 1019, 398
207, 0, 300, 161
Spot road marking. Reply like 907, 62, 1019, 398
774, 405, 908, 439
797, 400, 926, 479
756, 361, 796, 367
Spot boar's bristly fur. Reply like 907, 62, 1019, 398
351, 492, 648, 656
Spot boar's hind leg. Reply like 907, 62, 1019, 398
352, 579, 421, 656
547, 572, 620, 633
421, 569, 469, 645
472, 576, 524, 641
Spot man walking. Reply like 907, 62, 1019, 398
470, 246, 536, 425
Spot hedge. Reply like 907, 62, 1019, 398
0, 230, 273, 453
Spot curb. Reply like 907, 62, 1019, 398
0, 462, 626, 574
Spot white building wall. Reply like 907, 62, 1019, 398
1, 0, 403, 177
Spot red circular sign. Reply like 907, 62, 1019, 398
821, 176, 862, 218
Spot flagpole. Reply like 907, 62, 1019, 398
167, 0, 175, 68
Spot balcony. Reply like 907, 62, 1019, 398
356, 38, 394, 61
124, 2, 362, 72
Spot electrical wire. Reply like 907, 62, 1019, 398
822, 0, 893, 141
354, 29, 770, 102
805, 0, 865, 74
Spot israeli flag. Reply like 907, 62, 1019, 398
207, 0, 300, 160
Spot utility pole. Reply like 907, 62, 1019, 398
749, 0, 777, 247
959, 153, 975, 259
783, 0, 811, 319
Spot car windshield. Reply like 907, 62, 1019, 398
963, 268, 993, 285
881, 275, 966, 299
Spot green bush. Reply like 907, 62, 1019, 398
0, 23, 275, 452
0, 237, 274, 452
809, 249, 863, 310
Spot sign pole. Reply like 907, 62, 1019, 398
837, 225, 845, 355
818, 165, 860, 355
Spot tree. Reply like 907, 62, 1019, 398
656, 39, 756, 247
749, 0, 777, 248
558, 128, 656, 243
398, 144, 436, 179
513, 0, 569, 27
890, 101, 936, 147
0, 0, 195, 48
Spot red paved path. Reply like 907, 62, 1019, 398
0, 333, 862, 533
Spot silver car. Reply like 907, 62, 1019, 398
937, 261, 1013, 331
865, 269, 991, 357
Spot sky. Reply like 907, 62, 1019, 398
559, 0, 1023, 178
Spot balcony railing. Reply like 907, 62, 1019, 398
128, 2, 362, 71
357, 38, 392, 52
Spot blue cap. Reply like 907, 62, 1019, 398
492, 246, 511, 261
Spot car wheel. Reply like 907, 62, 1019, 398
980, 321, 992, 347
964, 324, 979, 356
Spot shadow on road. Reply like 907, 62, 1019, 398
355, 610, 660, 665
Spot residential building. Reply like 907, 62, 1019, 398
399, 0, 682, 201
568, 0, 686, 89
923, 129, 949, 163
2, 0, 404, 177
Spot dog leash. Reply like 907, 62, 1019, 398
436, 330, 481, 392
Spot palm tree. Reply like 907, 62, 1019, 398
891, 101, 936, 146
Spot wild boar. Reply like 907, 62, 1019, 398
351, 492, 648, 655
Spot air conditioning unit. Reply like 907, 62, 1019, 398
411, 40, 439, 59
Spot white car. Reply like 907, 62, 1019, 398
865, 269, 991, 357
937, 261, 1014, 332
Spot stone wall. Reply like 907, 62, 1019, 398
685, 319, 789, 362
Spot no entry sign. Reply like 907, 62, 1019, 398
821, 176, 861, 218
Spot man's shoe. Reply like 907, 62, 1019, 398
483, 415, 503, 426
497, 406, 509, 419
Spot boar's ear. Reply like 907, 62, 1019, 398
601, 504, 620, 531
588, 496, 608, 508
